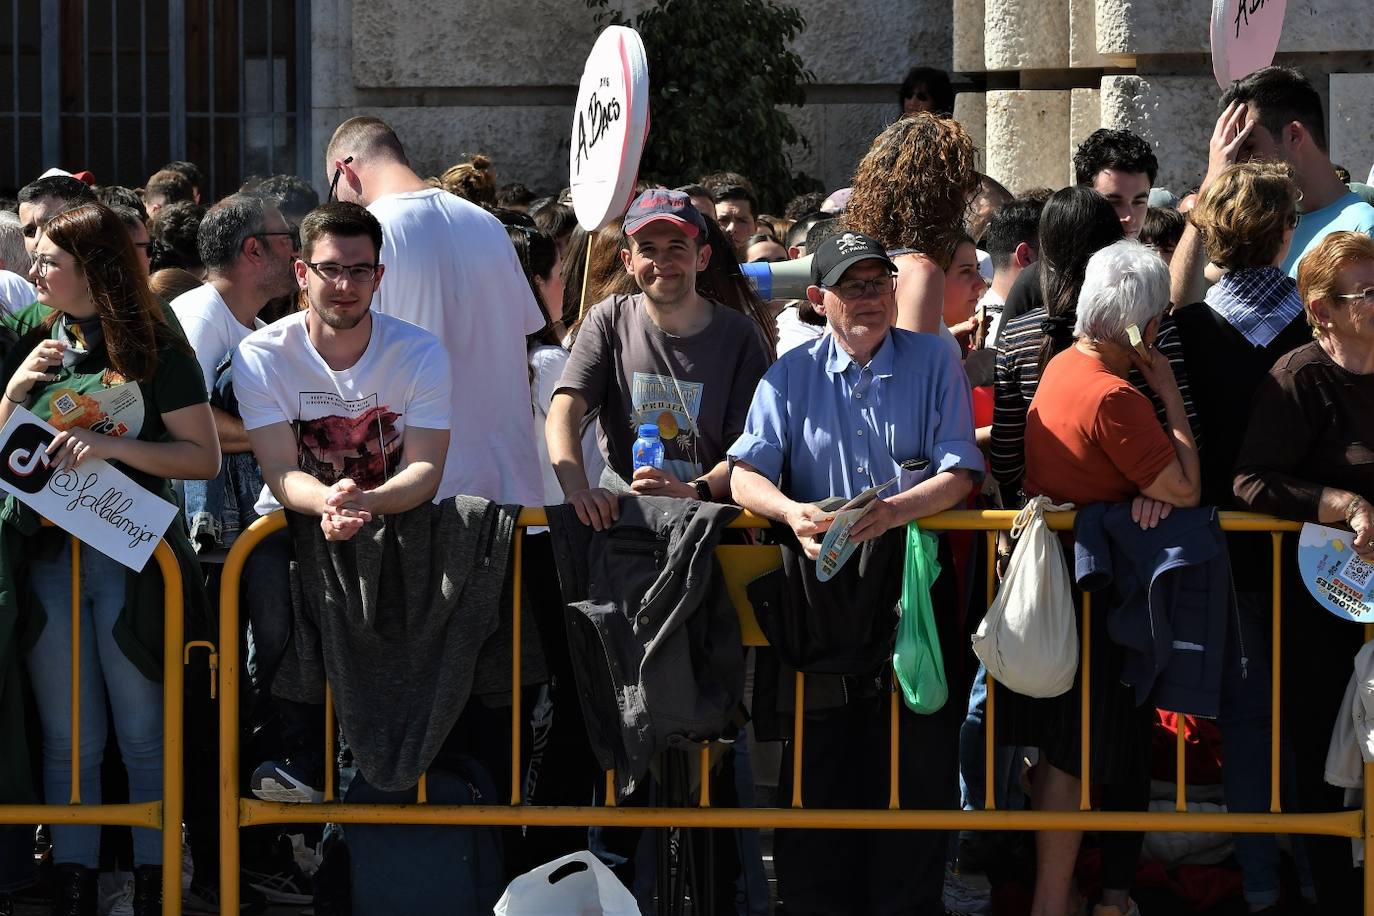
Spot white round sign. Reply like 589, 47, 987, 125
569, 26, 650, 232
1211, 0, 1288, 89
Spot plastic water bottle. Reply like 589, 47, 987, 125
632, 423, 665, 471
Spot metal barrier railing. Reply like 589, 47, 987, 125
0, 527, 188, 916
216, 508, 1374, 914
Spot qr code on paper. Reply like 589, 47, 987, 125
1340, 553, 1374, 591
53, 394, 77, 416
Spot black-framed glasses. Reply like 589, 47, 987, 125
824, 274, 896, 300
256, 226, 302, 251
1333, 287, 1374, 306
304, 261, 379, 283
328, 156, 354, 202
33, 255, 61, 278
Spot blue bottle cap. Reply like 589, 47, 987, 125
637, 423, 660, 438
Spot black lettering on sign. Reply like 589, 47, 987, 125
572, 89, 623, 176
1233, 0, 1267, 38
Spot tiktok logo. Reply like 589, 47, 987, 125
0, 423, 55, 494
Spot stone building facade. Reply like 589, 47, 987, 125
312, 0, 1374, 204
956, 0, 1374, 196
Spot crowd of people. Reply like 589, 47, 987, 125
0, 61, 1368, 916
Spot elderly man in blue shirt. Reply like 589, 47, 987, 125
729, 230, 983, 916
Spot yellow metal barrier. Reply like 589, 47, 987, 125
0, 528, 187, 916
216, 508, 1372, 914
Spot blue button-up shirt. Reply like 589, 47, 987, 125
727, 329, 984, 504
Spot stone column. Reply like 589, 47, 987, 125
985, 90, 1072, 193
985, 0, 1070, 70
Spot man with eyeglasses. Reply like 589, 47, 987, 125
727, 230, 982, 915
231, 201, 451, 809
171, 193, 300, 458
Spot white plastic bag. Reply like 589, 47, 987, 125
494, 850, 641, 916
971, 496, 1078, 698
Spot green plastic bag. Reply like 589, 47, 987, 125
894, 523, 947, 714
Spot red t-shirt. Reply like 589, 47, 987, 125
1023, 345, 1175, 505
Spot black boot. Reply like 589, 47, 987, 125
51, 864, 96, 916
132, 865, 161, 916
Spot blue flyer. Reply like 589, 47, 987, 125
1298, 523, 1374, 622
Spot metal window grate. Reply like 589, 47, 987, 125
0, 0, 309, 199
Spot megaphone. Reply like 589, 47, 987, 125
742, 255, 813, 301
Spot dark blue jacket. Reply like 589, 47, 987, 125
1074, 503, 1233, 718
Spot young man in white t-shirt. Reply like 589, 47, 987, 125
324, 116, 545, 507
231, 202, 451, 804
171, 193, 299, 454
235, 201, 452, 536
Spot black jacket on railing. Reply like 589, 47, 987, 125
547, 496, 744, 800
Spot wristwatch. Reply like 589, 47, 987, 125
1345, 494, 1366, 526
692, 479, 712, 502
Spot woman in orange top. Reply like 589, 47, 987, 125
1014, 239, 1201, 916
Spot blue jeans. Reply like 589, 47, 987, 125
1218, 591, 1313, 907
959, 662, 1027, 812
26, 543, 163, 868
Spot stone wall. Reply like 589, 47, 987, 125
955, 0, 1374, 198
312, 0, 952, 203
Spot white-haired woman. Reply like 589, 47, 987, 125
1007, 239, 1201, 916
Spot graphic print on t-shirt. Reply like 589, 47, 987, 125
47, 371, 146, 439
630, 371, 703, 480
294, 390, 401, 490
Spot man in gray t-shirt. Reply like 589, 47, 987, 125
547, 189, 769, 529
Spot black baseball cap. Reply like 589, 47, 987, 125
811, 231, 898, 287
624, 188, 709, 238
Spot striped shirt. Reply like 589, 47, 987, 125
990, 307, 1202, 497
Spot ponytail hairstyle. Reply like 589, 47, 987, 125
1035, 187, 1123, 373
439, 154, 497, 206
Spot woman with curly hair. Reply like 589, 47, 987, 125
842, 112, 980, 342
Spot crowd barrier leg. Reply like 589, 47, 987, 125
69, 540, 81, 805
218, 512, 287, 916
160, 539, 186, 916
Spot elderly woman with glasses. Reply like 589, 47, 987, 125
1008, 239, 1201, 916
1232, 230, 1374, 912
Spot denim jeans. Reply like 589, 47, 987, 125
26, 542, 162, 868
1218, 591, 1313, 907
958, 662, 1028, 812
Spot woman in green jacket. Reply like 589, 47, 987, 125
2, 202, 218, 916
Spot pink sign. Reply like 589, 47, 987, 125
1211, 0, 1288, 88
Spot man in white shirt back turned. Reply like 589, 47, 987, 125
324, 116, 545, 506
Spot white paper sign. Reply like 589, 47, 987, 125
0, 407, 177, 571
1211, 0, 1288, 88
569, 25, 650, 232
